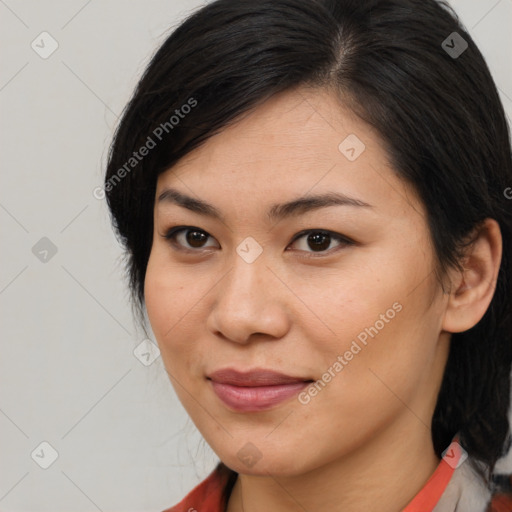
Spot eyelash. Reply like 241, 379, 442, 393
162, 226, 354, 258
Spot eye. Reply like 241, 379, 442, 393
163, 226, 219, 252
162, 226, 354, 256
288, 229, 353, 257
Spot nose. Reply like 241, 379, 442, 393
206, 250, 290, 344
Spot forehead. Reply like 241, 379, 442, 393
155, 86, 424, 222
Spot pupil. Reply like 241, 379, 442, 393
308, 232, 330, 251
187, 230, 207, 248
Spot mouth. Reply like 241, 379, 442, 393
207, 368, 314, 412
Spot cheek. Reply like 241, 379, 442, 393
295, 256, 440, 413
144, 244, 199, 336
308, 288, 442, 430
286, 260, 402, 356
144, 254, 172, 341
144, 252, 190, 362
144, 248, 215, 386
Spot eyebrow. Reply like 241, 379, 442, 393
157, 187, 372, 223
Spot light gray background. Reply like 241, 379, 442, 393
1, 1, 511, 511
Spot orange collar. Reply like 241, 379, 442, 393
162, 462, 233, 512
401, 440, 463, 512
164, 442, 464, 512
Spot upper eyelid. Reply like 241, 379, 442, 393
163, 226, 353, 249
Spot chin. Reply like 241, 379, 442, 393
219, 448, 313, 477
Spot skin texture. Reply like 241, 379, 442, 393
144, 86, 502, 511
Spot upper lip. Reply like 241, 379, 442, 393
208, 368, 312, 387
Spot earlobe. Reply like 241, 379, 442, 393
441, 218, 502, 334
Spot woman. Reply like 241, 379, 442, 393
104, 0, 512, 510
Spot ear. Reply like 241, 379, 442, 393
442, 218, 502, 334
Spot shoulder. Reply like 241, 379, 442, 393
433, 458, 491, 512
161, 463, 238, 512
434, 458, 512, 512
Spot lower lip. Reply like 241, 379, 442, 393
209, 380, 310, 412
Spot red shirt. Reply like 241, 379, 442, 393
163, 462, 235, 512
162, 449, 512, 512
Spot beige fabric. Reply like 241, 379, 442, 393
433, 460, 491, 512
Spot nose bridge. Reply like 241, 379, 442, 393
221, 242, 270, 309
208, 241, 288, 343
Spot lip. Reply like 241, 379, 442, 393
207, 368, 313, 412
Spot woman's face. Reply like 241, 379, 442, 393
145, 87, 451, 476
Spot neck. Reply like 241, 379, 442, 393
226, 415, 440, 512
